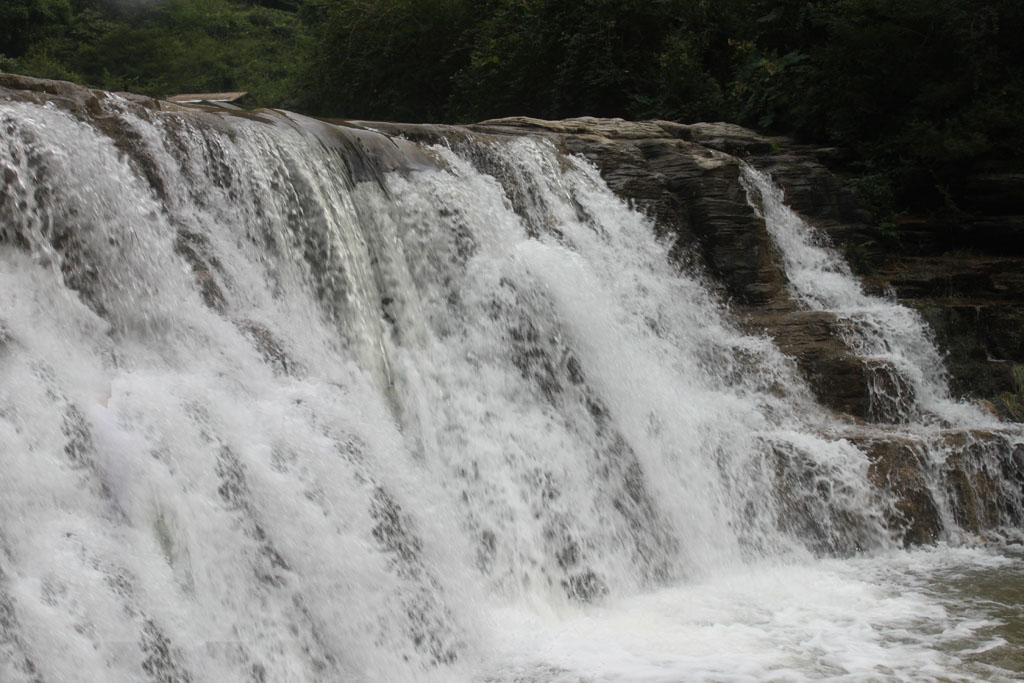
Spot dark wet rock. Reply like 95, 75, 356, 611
938, 431, 1024, 533
562, 569, 608, 603
764, 437, 888, 554
173, 229, 227, 312
213, 446, 291, 587
460, 117, 887, 419
0, 576, 45, 683
62, 404, 95, 465
236, 320, 295, 375
915, 304, 1024, 404
865, 359, 918, 424
860, 257, 1024, 404
745, 310, 872, 418
141, 619, 193, 683
853, 435, 943, 546
851, 429, 1024, 545
371, 487, 423, 564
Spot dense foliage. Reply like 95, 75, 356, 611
1, 0, 311, 110
4, 0, 1023, 223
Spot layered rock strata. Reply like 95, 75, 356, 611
461, 116, 1024, 420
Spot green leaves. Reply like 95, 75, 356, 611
0, 0, 72, 59
5, 0, 1022, 230
5, 0, 311, 110
300, 0, 477, 121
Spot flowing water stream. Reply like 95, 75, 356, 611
741, 166, 997, 428
0, 95, 1022, 681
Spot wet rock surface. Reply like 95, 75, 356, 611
464, 117, 881, 420
461, 115, 1024, 546
464, 116, 1024, 422
851, 429, 1024, 545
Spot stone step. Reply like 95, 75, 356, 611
843, 428, 1024, 546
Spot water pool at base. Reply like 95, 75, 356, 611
484, 546, 1024, 682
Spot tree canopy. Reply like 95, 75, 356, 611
4, 0, 1023, 224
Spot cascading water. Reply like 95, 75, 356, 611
741, 165, 997, 427
742, 165, 1024, 543
0, 89, 1021, 681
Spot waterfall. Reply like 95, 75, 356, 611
741, 165, 1024, 538
1, 91, 1021, 681
741, 165, 998, 427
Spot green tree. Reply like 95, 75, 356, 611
7, 0, 313, 109
0, 0, 72, 59
302, 0, 477, 121
6, 0, 1022, 232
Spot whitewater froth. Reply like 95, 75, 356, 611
741, 164, 999, 427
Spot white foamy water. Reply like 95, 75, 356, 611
0, 94, 1021, 681
741, 165, 997, 427
487, 545, 1024, 683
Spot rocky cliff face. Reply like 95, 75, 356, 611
450, 116, 1024, 421
366, 115, 1024, 545
2, 73, 1021, 546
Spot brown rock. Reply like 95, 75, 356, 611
853, 435, 942, 546
852, 429, 1024, 544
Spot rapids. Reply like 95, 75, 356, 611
0, 92, 1021, 681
